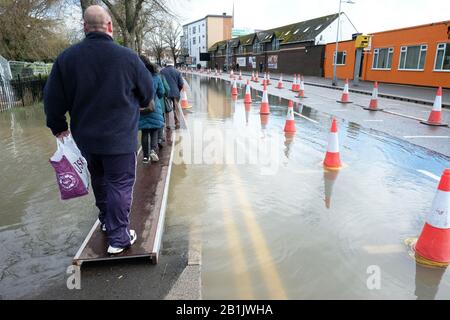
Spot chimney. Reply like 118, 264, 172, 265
223, 12, 226, 16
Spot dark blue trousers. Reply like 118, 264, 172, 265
84, 153, 136, 248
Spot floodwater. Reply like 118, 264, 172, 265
0, 75, 450, 299
175, 74, 450, 299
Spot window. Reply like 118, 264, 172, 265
293, 28, 300, 35
435, 43, 450, 71
253, 42, 264, 53
193, 38, 196, 45
303, 26, 310, 33
398, 45, 427, 70
199, 36, 200, 43
372, 48, 394, 69
333, 51, 346, 65
272, 38, 280, 51
315, 24, 322, 31
193, 27, 196, 34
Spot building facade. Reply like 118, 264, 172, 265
208, 13, 357, 76
324, 20, 450, 88
182, 14, 233, 68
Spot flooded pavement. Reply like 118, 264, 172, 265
1, 75, 450, 299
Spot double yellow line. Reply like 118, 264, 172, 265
219, 165, 288, 300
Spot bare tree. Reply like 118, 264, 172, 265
0, 0, 69, 61
146, 26, 166, 66
162, 21, 181, 64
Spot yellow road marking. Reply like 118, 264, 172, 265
228, 165, 288, 299
220, 186, 255, 299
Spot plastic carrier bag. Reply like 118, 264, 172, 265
49, 135, 90, 200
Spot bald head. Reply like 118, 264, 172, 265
84, 5, 113, 37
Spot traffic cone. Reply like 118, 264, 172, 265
180, 89, 192, 109
231, 79, 238, 96
267, 73, 271, 85
284, 100, 296, 133
363, 82, 383, 111
261, 73, 267, 86
239, 71, 243, 81
324, 169, 339, 209
414, 169, 450, 267
297, 75, 306, 98
323, 118, 342, 170
291, 75, 297, 92
420, 87, 448, 127
251, 71, 255, 82
277, 74, 284, 89
255, 72, 259, 83
244, 80, 252, 104
260, 82, 270, 115
337, 79, 352, 104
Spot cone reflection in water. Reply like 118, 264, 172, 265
324, 169, 339, 209
245, 103, 251, 125
284, 132, 295, 159
260, 114, 269, 130
414, 262, 446, 300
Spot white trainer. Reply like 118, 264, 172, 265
107, 230, 137, 255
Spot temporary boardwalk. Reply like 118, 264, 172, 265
72, 105, 187, 266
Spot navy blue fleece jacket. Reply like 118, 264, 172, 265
44, 32, 154, 155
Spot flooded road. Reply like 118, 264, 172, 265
1, 75, 450, 299
176, 74, 450, 299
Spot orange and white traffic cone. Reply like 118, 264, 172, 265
414, 169, 450, 267
244, 80, 252, 104
284, 100, 296, 133
291, 75, 297, 92
324, 169, 339, 209
297, 75, 306, 98
261, 73, 267, 86
363, 82, 383, 111
231, 79, 238, 96
421, 87, 448, 127
337, 79, 352, 104
180, 89, 192, 109
267, 73, 271, 85
239, 71, 242, 81
277, 74, 284, 89
323, 118, 342, 170
260, 82, 270, 115
255, 72, 259, 83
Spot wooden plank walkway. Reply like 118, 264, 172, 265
73, 128, 176, 266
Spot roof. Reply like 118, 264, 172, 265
367, 19, 450, 36
208, 13, 339, 51
183, 14, 233, 27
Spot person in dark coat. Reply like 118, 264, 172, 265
43, 5, 154, 255
158, 74, 171, 147
161, 61, 184, 129
138, 56, 165, 164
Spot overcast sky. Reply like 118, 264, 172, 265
175, 0, 450, 33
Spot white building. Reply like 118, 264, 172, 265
182, 13, 233, 68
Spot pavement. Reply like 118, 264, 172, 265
239, 72, 450, 108
185, 69, 450, 158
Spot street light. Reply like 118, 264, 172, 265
332, 0, 355, 86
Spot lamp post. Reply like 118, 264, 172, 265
332, 0, 355, 86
